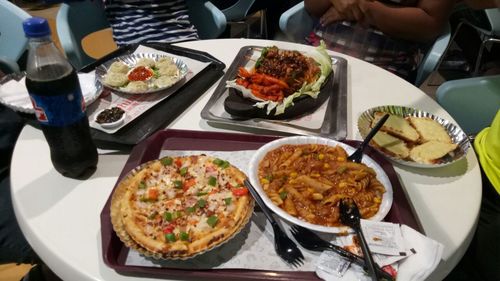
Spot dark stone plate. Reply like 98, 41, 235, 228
223, 71, 333, 120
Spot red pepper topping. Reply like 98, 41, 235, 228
163, 225, 175, 234
128, 66, 153, 81
232, 187, 249, 196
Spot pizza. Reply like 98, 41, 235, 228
111, 155, 254, 259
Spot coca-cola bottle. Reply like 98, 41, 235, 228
23, 17, 98, 179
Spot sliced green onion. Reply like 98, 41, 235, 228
224, 197, 232, 205
197, 192, 208, 196
279, 191, 288, 200
186, 206, 196, 213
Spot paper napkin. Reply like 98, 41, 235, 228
315, 222, 444, 281
0, 72, 98, 113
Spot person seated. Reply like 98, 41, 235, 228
465, 109, 500, 281
102, 0, 199, 46
304, 0, 455, 83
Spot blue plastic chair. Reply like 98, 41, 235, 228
57, 0, 226, 70
436, 75, 500, 135
279, 1, 451, 87
220, 0, 267, 38
0, 1, 31, 73
185, 0, 227, 40
56, 1, 110, 70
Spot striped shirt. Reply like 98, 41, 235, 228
104, 0, 199, 46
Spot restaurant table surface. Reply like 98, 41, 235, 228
10, 39, 481, 281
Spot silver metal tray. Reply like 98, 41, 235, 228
200, 46, 347, 139
358, 105, 471, 168
95, 53, 188, 95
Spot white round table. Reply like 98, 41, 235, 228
10, 39, 481, 281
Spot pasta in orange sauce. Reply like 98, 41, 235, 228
258, 144, 385, 227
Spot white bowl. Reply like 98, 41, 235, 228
248, 136, 393, 233
94, 108, 126, 129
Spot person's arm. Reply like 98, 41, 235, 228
360, 0, 455, 42
304, 0, 334, 18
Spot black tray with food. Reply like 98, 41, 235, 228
80, 43, 225, 148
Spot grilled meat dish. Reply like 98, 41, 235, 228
255, 46, 320, 95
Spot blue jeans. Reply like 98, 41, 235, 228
0, 104, 38, 265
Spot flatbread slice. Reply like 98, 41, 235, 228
409, 141, 458, 164
372, 112, 420, 143
408, 117, 452, 143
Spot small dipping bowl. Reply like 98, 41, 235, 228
95, 107, 126, 129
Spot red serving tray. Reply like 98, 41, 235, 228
100, 129, 421, 280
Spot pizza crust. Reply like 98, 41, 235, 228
110, 155, 254, 259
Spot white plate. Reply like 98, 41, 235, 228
95, 53, 188, 95
358, 105, 470, 168
0, 72, 101, 114
247, 136, 393, 233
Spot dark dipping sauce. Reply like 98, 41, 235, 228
128, 66, 153, 81
96, 107, 125, 124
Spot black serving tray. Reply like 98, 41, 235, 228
80, 43, 225, 149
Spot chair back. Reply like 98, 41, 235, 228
414, 22, 451, 86
0, 1, 31, 73
221, 0, 255, 21
279, 1, 450, 87
279, 2, 313, 43
485, 8, 500, 36
185, 0, 226, 39
436, 75, 500, 135
56, 1, 110, 70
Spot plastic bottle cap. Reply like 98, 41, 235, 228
23, 17, 51, 38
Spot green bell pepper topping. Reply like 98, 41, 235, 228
174, 180, 183, 189
197, 199, 206, 208
164, 212, 173, 222
207, 215, 218, 228
161, 157, 173, 166
165, 233, 176, 242
208, 176, 217, 186
180, 232, 189, 241
179, 167, 188, 176
138, 181, 146, 189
